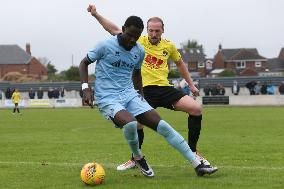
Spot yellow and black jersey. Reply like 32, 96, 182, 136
12, 92, 21, 103
138, 35, 181, 87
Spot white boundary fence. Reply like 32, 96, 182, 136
0, 98, 83, 108
1, 95, 284, 108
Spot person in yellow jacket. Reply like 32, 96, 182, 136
12, 89, 21, 115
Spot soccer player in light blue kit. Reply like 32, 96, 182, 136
79, 15, 217, 177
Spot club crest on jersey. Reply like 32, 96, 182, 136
162, 50, 168, 56
115, 51, 120, 56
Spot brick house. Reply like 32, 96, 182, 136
168, 47, 206, 77
0, 43, 47, 79
213, 45, 267, 76
263, 48, 284, 76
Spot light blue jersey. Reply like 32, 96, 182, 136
86, 36, 152, 120
87, 36, 145, 102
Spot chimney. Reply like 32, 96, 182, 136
218, 43, 222, 50
26, 43, 31, 55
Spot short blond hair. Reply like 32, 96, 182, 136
147, 17, 164, 29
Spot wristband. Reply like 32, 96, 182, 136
81, 83, 89, 90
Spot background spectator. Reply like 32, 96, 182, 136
29, 88, 36, 99
0, 89, 3, 100
279, 81, 284, 95
5, 87, 12, 99
60, 86, 65, 98
217, 83, 225, 95
210, 84, 219, 96
231, 80, 240, 95
179, 79, 190, 96
37, 87, 44, 99
203, 83, 211, 96
254, 81, 261, 95
246, 81, 257, 95
267, 82, 275, 95
193, 79, 200, 90
11, 88, 21, 115
260, 82, 268, 95
181, 84, 190, 96
53, 88, 60, 99
47, 87, 54, 99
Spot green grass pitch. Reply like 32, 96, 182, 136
0, 107, 283, 189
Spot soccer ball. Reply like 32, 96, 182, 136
80, 162, 105, 185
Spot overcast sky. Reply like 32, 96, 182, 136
1, 0, 284, 72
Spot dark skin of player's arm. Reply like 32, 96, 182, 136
79, 57, 94, 107
132, 69, 144, 96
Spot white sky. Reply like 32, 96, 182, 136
1, 0, 284, 72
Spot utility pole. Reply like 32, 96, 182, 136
71, 54, 74, 67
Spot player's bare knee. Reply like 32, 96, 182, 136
188, 103, 202, 116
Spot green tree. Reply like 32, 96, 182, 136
65, 66, 80, 81
182, 39, 203, 49
51, 71, 67, 81
219, 69, 236, 77
38, 57, 57, 80
168, 69, 181, 78
46, 62, 57, 79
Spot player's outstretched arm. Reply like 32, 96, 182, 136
87, 4, 122, 36
79, 58, 94, 107
175, 59, 200, 96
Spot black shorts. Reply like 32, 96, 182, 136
143, 85, 186, 110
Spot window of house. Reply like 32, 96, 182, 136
236, 61, 246, 68
255, 61, 262, 67
198, 62, 205, 68
206, 61, 213, 69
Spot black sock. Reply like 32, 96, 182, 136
137, 129, 144, 149
13, 108, 16, 113
17, 108, 20, 113
188, 115, 202, 152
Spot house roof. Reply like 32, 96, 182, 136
266, 58, 284, 72
0, 45, 32, 64
220, 48, 266, 61
278, 47, 284, 60
178, 47, 206, 62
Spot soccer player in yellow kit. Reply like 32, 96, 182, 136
87, 4, 216, 171
12, 89, 21, 115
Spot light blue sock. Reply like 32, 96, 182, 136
157, 120, 200, 167
123, 121, 142, 157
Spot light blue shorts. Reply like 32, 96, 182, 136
96, 89, 153, 121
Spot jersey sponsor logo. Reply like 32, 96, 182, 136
110, 60, 135, 69
144, 54, 164, 69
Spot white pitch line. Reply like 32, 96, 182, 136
0, 161, 283, 170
